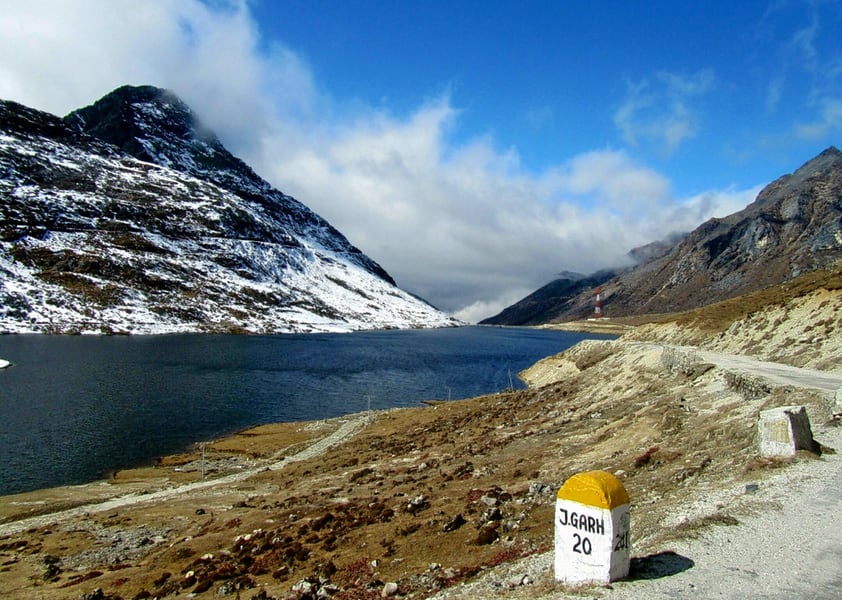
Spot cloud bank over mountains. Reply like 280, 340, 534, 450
0, 1, 767, 321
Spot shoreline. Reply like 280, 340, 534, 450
0, 410, 375, 527
0, 412, 376, 538
0, 325, 599, 499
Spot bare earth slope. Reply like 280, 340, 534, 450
0, 269, 840, 599
623, 264, 842, 373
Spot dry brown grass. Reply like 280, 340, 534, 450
660, 263, 842, 333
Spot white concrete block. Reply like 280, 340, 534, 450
758, 405, 815, 457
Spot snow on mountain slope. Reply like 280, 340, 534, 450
0, 90, 459, 334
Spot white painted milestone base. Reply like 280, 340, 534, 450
758, 405, 815, 457
554, 471, 630, 585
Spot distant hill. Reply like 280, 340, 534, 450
0, 86, 459, 334
484, 147, 842, 325
479, 270, 617, 325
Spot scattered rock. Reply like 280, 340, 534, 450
527, 482, 553, 497
406, 495, 429, 514
443, 513, 467, 532
480, 507, 502, 525
505, 573, 531, 588
318, 583, 340, 598
475, 523, 500, 546
311, 513, 334, 531
272, 566, 289, 580
291, 579, 313, 595
41, 554, 62, 582
77, 589, 110, 600
382, 581, 399, 597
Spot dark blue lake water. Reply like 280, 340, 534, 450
0, 327, 607, 496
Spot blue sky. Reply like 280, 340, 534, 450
254, 0, 839, 192
1, 1, 840, 320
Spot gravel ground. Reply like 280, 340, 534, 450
432, 419, 842, 600
603, 420, 842, 600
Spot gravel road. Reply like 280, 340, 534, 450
696, 349, 842, 395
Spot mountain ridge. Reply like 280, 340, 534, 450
484, 146, 842, 325
64, 84, 395, 284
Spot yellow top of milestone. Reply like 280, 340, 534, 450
558, 470, 629, 509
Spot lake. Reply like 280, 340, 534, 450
0, 327, 608, 495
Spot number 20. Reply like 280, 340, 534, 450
572, 533, 592, 555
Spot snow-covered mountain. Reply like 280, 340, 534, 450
0, 85, 459, 334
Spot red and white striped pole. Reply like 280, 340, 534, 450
594, 287, 602, 319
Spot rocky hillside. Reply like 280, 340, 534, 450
0, 86, 458, 334
623, 263, 842, 373
486, 147, 842, 324
480, 270, 617, 326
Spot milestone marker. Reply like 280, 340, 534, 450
554, 470, 630, 584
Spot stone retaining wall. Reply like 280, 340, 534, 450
722, 370, 773, 401
660, 345, 699, 374
661, 345, 770, 400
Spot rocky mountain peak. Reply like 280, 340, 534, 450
65, 85, 394, 284
65, 85, 261, 194
811, 145, 842, 162
752, 145, 842, 212
1, 87, 454, 333
65, 85, 216, 152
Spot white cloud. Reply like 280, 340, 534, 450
787, 14, 820, 69
522, 106, 555, 130
669, 186, 762, 229
758, 2, 841, 144
453, 289, 536, 325
549, 150, 671, 211
614, 69, 714, 154
797, 97, 842, 140
0, 1, 755, 321
658, 70, 716, 98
